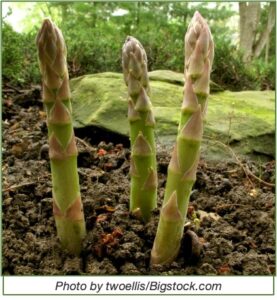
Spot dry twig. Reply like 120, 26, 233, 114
4, 181, 36, 192
76, 137, 96, 152
204, 137, 275, 188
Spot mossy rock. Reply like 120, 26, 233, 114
70, 71, 275, 160
149, 70, 223, 92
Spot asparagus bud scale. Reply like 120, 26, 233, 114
151, 12, 214, 265
122, 36, 157, 222
36, 19, 86, 254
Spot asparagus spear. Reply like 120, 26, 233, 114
151, 12, 214, 265
36, 19, 86, 254
122, 36, 157, 222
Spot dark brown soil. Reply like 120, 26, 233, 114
2, 85, 275, 275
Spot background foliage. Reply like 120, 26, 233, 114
2, 1, 275, 90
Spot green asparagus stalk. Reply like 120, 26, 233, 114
122, 36, 157, 222
151, 11, 214, 265
36, 19, 86, 254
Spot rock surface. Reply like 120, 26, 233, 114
70, 71, 275, 160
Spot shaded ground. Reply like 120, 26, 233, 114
2, 85, 275, 275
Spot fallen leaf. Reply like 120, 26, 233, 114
96, 214, 108, 223
98, 148, 107, 156
95, 205, 116, 213
112, 227, 123, 238
217, 264, 231, 274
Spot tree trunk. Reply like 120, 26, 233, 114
239, 2, 261, 62
183, 2, 189, 25
253, 2, 276, 59
265, 37, 270, 64
135, 2, 141, 27
90, 2, 97, 28
60, 3, 69, 24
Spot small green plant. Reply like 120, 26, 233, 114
3, 22, 40, 84
122, 36, 158, 222
36, 19, 86, 254
151, 11, 214, 265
